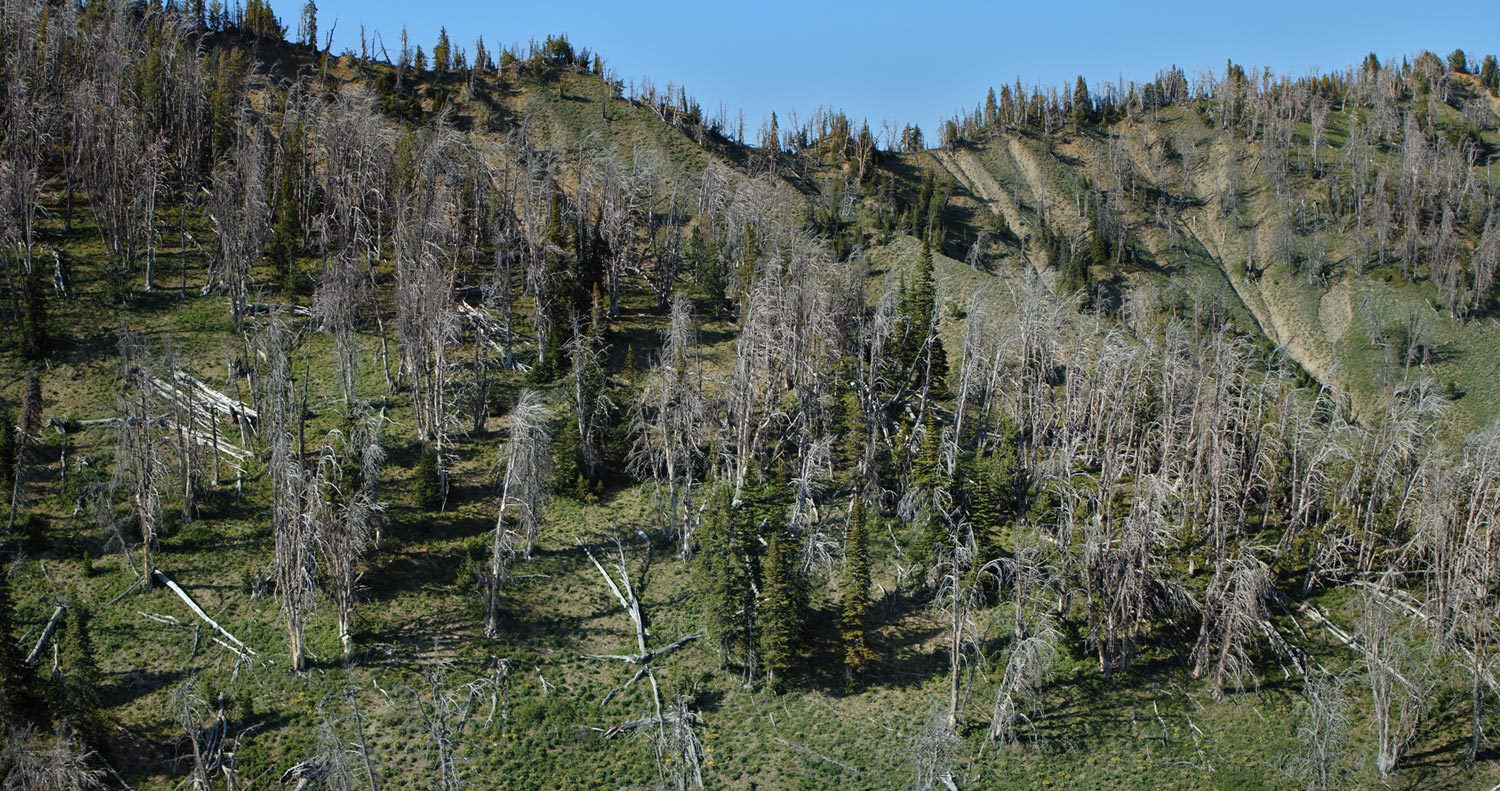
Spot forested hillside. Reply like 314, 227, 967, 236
1, 1, 1499, 788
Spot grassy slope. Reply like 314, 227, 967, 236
934, 94, 1500, 434
3, 59, 1499, 790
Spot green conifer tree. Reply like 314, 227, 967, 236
552, 412, 583, 497
1071, 76, 1092, 126
434, 27, 452, 76
1480, 55, 1499, 95
57, 605, 103, 735
413, 447, 442, 511
758, 521, 806, 690
695, 481, 758, 673
838, 497, 874, 681
0, 407, 15, 492
964, 418, 1024, 565
266, 122, 307, 291
20, 264, 47, 361
0, 575, 36, 723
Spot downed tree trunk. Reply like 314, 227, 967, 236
153, 569, 258, 659
1297, 601, 1414, 688
24, 604, 66, 665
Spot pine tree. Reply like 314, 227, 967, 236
56, 605, 103, 735
899, 242, 950, 397
964, 418, 1024, 565
20, 263, 47, 361
758, 520, 806, 690
1480, 55, 1499, 95
1447, 49, 1468, 74
414, 447, 442, 511
909, 415, 949, 576
688, 225, 728, 316
1072, 75, 1092, 126
552, 412, 584, 497
266, 122, 307, 291
0, 575, 36, 724
0, 407, 15, 493
839, 497, 875, 682
695, 481, 758, 674
434, 27, 452, 76
298, 0, 317, 47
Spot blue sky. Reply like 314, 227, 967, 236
277, 0, 1498, 141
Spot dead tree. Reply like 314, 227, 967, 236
259, 319, 316, 672
1358, 585, 1434, 776
629, 294, 706, 555
986, 539, 1063, 743
115, 352, 165, 583
1, 726, 107, 791
205, 120, 270, 325
314, 421, 384, 660
1294, 671, 1352, 791
1190, 551, 1301, 699
486, 391, 551, 636
5, 369, 41, 531
581, 538, 706, 788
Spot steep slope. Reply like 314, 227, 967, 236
936, 89, 1500, 430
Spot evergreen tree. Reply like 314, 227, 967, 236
56, 605, 103, 735
963, 418, 1024, 565
413, 447, 442, 511
1071, 75, 1092, 126
552, 412, 584, 497
758, 520, 806, 690
838, 497, 875, 681
434, 27, 452, 76
298, 0, 317, 47
696, 481, 758, 674
1447, 49, 1468, 74
266, 122, 307, 291
688, 225, 728, 316
0, 407, 15, 493
20, 263, 47, 361
1480, 55, 1499, 95
901, 242, 950, 397
533, 190, 577, 380
0, 574, 37, 724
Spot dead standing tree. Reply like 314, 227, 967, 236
485, 391, 551, 637
204, 117, 270, 326
313, 93, 392, 406
313, 418, 385, 660
258, 318, 317, 672
115, 342, 166, 583
629, 294, 707, 556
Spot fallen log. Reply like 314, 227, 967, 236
24, 604, 66, 665
152, 570, 258, 658
1297, 602, 1412, 688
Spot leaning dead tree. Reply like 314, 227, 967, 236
486, 391, 551, 636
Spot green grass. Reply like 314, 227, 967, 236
4, 65, 1500, 790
